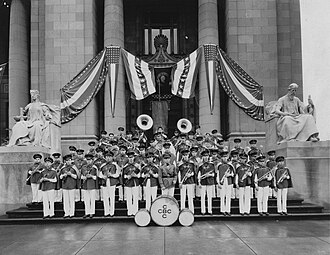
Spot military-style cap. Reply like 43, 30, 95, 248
119, 145, 127, 151
220, 150, 229, 157
104, 151, 114, 157
188, 130, 195, 135
163, 141, 171, 148
63, 154, 72, 161
118, 127, 124, 132
256, 155, 266, 161
108, 132, 114, 136
131, 136, 139, 141
138, 143, 146, 149
211, 129, 218, 134
180, 149, 190, 155
110, 140, 118, 145
33, 153, 42, 159
239, 153, 248, 159
85, 154, 94, 160
126, 150, 135, 157
44, 157, 54, 163
201, 150, 210, 156
196, 135, 204, 141
146, 152, 154, 158
249, 139, 257, 145
100, 130, 107, 135
248, 149, 258, 156
190, 146, 199, 152
163, 152, 172, 159
217, 138, 224, 143
230, 150, 239, 156
88, 141, 96, 146
267, 150, 276, 156
179, 133, 187, 138
126, 131, 133, 135
69, 146, 77, 151
234, 138, 241, 143
275, 156, 285, 162
174, 129, 180, 133
95, 147, 103, 153
52, 152, 61, 158
76, 149, 84, 155
210, 147, 219, 154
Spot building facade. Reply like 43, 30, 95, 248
1, 0, 303, 150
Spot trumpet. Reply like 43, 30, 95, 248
180, 168, 193, 187
240, 167, 253, 182
199, 170, 214, 180
277, 169, 288, 184
26, 164, 43, 183
256, 170, 273, 182
219, 166, 231, 185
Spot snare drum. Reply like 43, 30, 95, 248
178, 209, 194, 227
150, 195, 179, 226
134, 209, 151, 227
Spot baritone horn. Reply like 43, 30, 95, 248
177, 118, 192, 133
136, 114, 153, 130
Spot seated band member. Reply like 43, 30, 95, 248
254, 155, 273, 216
99, 151, 121, 217
235, 153, 253, 215
217, 151, 235, 216
275, 156, 293, 215
158, 152, 177, 196
197, 150, 215, 215
40, 157, 57, 219
141, 152, 159, 211
26, 153, 43, 204
81, 154, 98, 218
60, 154, 78, 218
123, 150, 141, 216
178, 149, 195, 214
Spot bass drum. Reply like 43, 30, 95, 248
178, 209, 194, 227
150, 195, 179, 227
134, 209, 151, 227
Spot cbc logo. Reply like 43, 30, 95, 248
158, 204, 172, 218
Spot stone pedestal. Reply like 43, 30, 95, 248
275, 141, 330, 210
0, 146, 50, 215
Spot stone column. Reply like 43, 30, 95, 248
104, 0, 126, 133
198, 0, 221, 134
8, 0, 30, 130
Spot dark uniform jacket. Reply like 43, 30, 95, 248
255, 166, 273, 188
27, 162, 44, 185
158, 163, 177, 189
123, 163, 140, 187
275, 167, 293, 189
141, 163, 159, 187
236, 163, 253, 187
60, 164, 78, 190
40, 167, 57, 191
198, 162, 215, 186
81, 164, 98, 190
100, 161, 120, 187
217, 163, 235, 185
178, 160, 195, 185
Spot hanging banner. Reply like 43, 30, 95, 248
171, 47, 201, 99
216, 47, 264, 121
106, 46, 120, 117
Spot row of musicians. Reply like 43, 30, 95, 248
26, 149, 292, 219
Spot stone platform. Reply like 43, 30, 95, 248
274, 141, 330, 210
0, 146, 51, 215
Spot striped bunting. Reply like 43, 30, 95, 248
106, 46, 120, 117
171, 47, 202, 98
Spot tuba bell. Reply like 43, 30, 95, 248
136, 114, 153, 131
177, 118, 192, 134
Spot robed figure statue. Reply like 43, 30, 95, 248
8, 90, 61, 151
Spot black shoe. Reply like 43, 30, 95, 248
83, 215, 88, 219
63, 215, 69, 219
89, 214, 93, 219
283, 212, 288, 215
264, 212, 269, 216
258, 213, 263, 216
227, 213, 231, 216
222, 212, 226, 216
43, 216, 49, 219
109, 214, 114, 218
278, 212, 283, 215
104, 214, 109, 218
49, 215, 55, 219
240, 213, 244, 216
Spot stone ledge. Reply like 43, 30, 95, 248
0, 146, 51, 163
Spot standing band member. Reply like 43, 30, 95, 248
60, 154, 78, 218
178, 149, 195, 214
99, 151, 121, 217
254, 155, 273, 216
198, 150, 215, 215
123, 151, 141, 216
52, 152, 64, 203
275, 156, 293, 215
141, 152, 159, 211
40, 157, 57, 219
158, 152, 177, 196
266, 150, 277, 198
26, 153, 43, 204
81, 154, 98, 218
235, 153, 252, 215
217, 151, 235, 216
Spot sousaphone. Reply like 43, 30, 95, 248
177, 118, 192, 134
136, 114, 153, 131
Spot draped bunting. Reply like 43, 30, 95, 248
171, 47, 201, 99
216, 47, 264, 121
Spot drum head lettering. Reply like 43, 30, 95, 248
150, 195, 179, 226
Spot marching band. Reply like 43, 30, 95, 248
25, 116, 293, 219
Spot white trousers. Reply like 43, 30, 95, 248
55, 189, 63, 202
145, 185, 157, 211
161, 187, 175, 197
277, 188, 288, 213
126, 186, 139, 216
180, 184, 195, 213
74, 189, 80, 202
42, 190, 55, 217
31, 183, 42, 202
238, 186, 251, 214
200, 185, 213, 214
82, 189, 96, 215
257, 186, 269, 213
63, 189, 75, 217
117, 186, 124, 201
102, 185, 116, 216
220, 184, 232, 213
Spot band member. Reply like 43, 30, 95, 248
74, 148, 87, 201
190, 146, 201, 198
254, 155, 273, 216
232, 138, 244, 155
141, 152, 159, 211
230, 150, 240, 199
197, 150, 215, 215
158, 152, 177, 196
69, 146, 77, 159
99, 151, 121, 217
161, 141, 176, 164
81, 154, 98, 218
40, 157, 57, 219
217, 151, 235, 216
266, 150, 277, 198
88, 141, 96, 156
178, 149, 195, 213
52, 152, 64, 203
93, 147, 106, 201
123, 150, 141, 216
247, 149, 258, 199
98, 130, 109, 150
235, 153, 253, 215
60, 154, 78, 218
275, 156, 293, 215
115, 145, 128, 202
26, 153, 43, 204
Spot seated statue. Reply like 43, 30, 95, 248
8, 90, 61, 150
274, 83, 319, 143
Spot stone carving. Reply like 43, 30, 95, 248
7, 90, 61, 152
